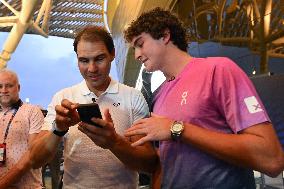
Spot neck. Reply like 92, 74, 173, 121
0, 104, 11, 112
1, 99, 22, 112
88, 77, 111, 97
161, 47, 192, 81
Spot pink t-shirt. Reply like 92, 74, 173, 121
154, 57, 270, 189
0, 103, 44, 189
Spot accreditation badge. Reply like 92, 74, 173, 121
0, 143, 6, 166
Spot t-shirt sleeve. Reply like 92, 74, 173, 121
29, 105, 45, 134
212, 58, 270, 133
132, 90, 150, 122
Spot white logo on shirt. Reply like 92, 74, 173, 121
244, 96, 263, 113
180, 91, 188, 106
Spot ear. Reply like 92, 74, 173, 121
18, 84, 20, 92
111, 48, 115, 61
162, 29, 171, 44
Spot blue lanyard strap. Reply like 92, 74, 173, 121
3, 109, 19, 143
2, 100, 23, 143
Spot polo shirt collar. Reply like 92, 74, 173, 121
80, 78, 119, 96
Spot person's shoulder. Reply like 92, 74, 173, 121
195, 57, 238, 71
115, 82, 145, 101
189, 57, 228, 72
211, 57, 236, 66
203, 57, 246, 78
21, 102, 40, 109
21, 103, 43, 114
117, 82, 141, 93
198, 57, 233, 65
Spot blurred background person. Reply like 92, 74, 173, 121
0, 69, 44, 188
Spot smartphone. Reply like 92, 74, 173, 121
77, 103, 102, 127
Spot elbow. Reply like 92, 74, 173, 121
30, 150, 55, 169
31, 160, 41, 169
140, 153, 160, 173
265, 166, 284, 178
147, 155, 160, 174
264, 166, 283, 178
126, 151, 160, 173
262, 153, 284, 177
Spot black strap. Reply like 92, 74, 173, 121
53, 129, 69, 137
2, 99, 23, 143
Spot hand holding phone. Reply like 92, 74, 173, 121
77, 103, 102, 127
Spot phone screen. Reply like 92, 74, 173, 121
77, 103, 102, 127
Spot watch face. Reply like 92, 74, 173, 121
173, 123, 183, 132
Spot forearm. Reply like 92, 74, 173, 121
151, 161, 161, 189
110, 135, 159, 173
182, 122, 284, 176
0, 151, 33, 188
30, 131, 62, 169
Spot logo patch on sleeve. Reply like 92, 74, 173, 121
244, 96, 263, 113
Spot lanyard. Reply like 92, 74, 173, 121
2, 100, 23, 143
3, 109, 19, 143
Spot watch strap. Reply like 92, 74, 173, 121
171, 132, 179, 141
52, 129, 68, 137
52, 121, 68, 137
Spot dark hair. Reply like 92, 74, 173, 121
124, 7, 189, 52
73, 25, 114, 54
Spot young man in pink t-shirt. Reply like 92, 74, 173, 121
0, 69, 44, 188
124, 7, 284, 189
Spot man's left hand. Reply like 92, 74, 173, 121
124, 113, 173, 146
78, 108, 120, 149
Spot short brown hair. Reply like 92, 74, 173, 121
73, 26, 114, 54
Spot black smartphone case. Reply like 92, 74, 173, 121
77, 103, 102, 127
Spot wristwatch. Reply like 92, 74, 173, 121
52, 121, 69, 137
170, 121, 184, 141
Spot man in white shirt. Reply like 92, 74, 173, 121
4, 26, 158, 189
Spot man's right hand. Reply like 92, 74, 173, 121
54, 99, 80, 131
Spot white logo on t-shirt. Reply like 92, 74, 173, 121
244, 96, 263, 113
180, 91, 188, 106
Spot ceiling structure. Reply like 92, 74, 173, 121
0, 0, 283, 86
118, 0, 284, 87
0, 0, 105, 68
173, 0, 284, 73
0, 0, 104, 38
